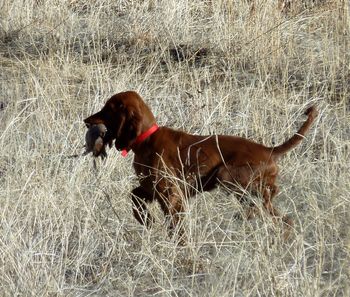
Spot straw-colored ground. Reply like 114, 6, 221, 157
0, 1, 349, 296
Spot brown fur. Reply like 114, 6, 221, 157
84, 91, 318, 241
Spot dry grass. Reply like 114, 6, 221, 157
0, 0, 349, 296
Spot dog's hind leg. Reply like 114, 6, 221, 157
216, 163, 290, 224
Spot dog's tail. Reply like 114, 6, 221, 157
271, 106, 318, 157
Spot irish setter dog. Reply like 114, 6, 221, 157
84, 91, 318, 240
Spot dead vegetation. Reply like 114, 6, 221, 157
0, 0, 349, 296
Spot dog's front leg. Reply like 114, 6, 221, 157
156, 183, 186, 244
131, 186, 154, 227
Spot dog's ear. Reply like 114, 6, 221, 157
118, 106, 142, 149
84, 111, 105, 128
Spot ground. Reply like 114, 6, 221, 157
0, 0, 349, 296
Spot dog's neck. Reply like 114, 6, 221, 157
121, 123, 159, 156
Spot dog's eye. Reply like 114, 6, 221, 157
101, 128, 107, 137
119, 103, 124, 110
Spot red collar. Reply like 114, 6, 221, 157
121, 124, 159, 157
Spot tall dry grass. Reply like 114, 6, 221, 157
0, 0, 349, 296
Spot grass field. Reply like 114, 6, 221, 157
0, 0, 349, 296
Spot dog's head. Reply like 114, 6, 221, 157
84, 91, 156, 150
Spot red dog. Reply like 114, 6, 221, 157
84, 91, 317, 239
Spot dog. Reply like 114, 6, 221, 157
84, 91, 318, 240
